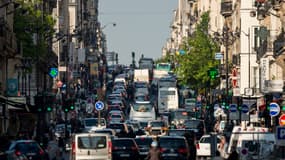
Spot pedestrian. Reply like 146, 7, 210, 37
227, 146, 239, 160
145, 141, 161, 160
183, 132, 196, 160
217, 136, 229, 160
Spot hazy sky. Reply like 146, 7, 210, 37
98, 0, 178, 65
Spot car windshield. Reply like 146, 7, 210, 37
111, 115, 122, 118
168, 130, 186, 136
184, 120, 202, 129
133, 104, 152, 112
159, 138, 186, 148
15, 142, 41, 154
94, 130, 113, 135
173, 111, 188, 120
112, 139, 135, 147
85, 119, 105, 126
135, 138, 153, 146
108, 124, 124, 129
150, 121, 166, 127
77, 136, 106, 149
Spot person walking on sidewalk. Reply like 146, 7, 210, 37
145, 141, 161, 160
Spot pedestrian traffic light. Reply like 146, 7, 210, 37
69, 99, 75, 110
63, 99, 69, 113
208, 68, 218, 79
34, 95, 44, 112
45, 95, 54, 112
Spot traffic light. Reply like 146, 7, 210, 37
63, 99, 69, 113
45, 95, 54, 112
34, 95, 44, 112
208, 68, 218, 79
69, 99, 75, 111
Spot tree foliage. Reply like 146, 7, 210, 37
14, 0, 56, 58
174, 12, 220, 91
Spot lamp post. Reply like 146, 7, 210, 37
214, 23, 238, 123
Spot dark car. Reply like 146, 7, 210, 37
112, 138, 140, 160
158, 136, 190, 160
184, 119, 205, 140
8, 140, 48, 160
134, 136, 153, 159
107, 122, 129, 137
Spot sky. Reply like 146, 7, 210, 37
98, 0, 178, 65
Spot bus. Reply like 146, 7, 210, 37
157, 87, 179, 114
156, 63, 171, 72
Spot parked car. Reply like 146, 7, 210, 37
111, 138, 140, 160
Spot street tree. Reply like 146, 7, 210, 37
14, 0, 56, 58
174, 11, 220, 92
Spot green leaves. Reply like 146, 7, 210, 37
13, 0, 56, 58
174, 11, 220, 90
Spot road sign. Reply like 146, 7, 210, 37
241, 104, 249, 113
95, 101, 104, 111
276, 126, 285, 146
229, 104, 237, 112
269, 102, 280, 117
215, 52, 223, 60
279, 114, 285, 126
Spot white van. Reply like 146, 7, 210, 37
71, 133, 112, 160
227, 126, 275, 159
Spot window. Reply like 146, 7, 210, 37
133, 104, 152, 112
77, 136, 106, 149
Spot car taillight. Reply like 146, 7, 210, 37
72, 142, 76, 155
108, 141, 112, 158
178, 148, 188, 154
131, 146, 138, 151
39, 149, 45, 155
160, 148, 166, 152
15, 150, 21, 156
196, 143, 200, 149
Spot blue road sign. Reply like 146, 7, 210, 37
241, 104, 249, 113
95, 101, 104, 111
276, 126, 285, 146
269, 102, 280, 117
229, 104, 237, 112
277, 126, 285, 140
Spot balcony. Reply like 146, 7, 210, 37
220, 0, 233, 17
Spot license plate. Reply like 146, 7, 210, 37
120, 153, 130, 157
165, 153, 178, 156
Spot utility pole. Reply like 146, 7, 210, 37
132, 52, 135, 69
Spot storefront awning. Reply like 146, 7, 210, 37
0, 95, 30, 112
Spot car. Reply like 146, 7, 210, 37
108, 114, 125, 123
92, 128, 116, 136
183, 119, 205, 140
158, 136, 190, 160
134, 136, 154, 159
107, 123, 129, 137
111, 138, 140, 160
71, 133, 112, 160
196, 134, 222, 158
82, 118, 107, 132
54, 123, 72, 139
7, 140, 47, 160
145, 120, 169, 136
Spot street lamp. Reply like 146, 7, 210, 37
213, 23, 239, 122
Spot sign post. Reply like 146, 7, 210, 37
95, 101, 104, 127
